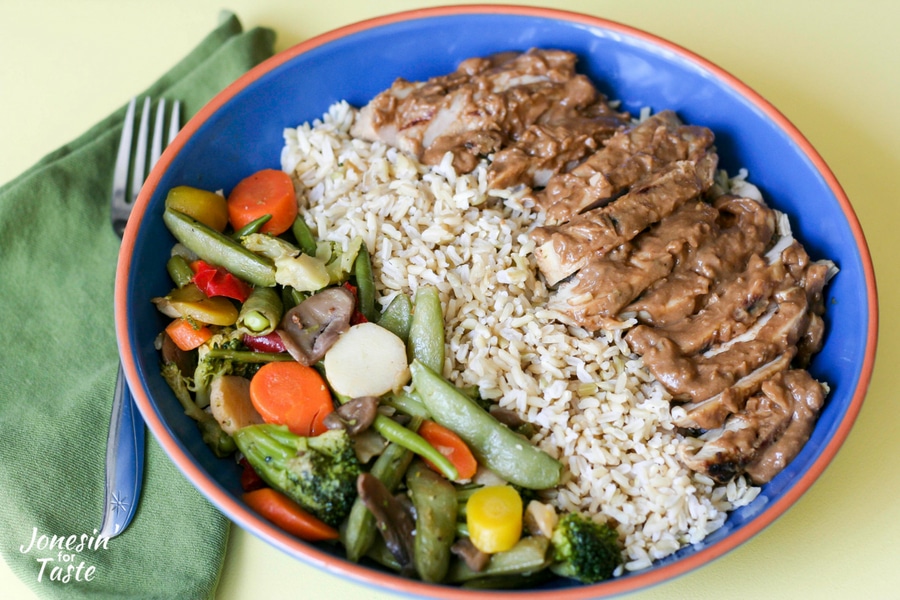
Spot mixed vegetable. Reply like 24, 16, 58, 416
153, 168, 623, 586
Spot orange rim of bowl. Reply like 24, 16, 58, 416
115, 4, 879, 599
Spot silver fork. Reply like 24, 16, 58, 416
102, 97, 180, 538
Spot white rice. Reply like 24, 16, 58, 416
281, 101, 760, 571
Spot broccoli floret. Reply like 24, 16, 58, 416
550, 512, 622, 584
234, 424, 361, 528
191, 332, 262, 407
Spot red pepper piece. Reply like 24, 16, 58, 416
342, 282, 368, 325
242, 332, 287, 354
238, 457, 266, 492
191, 260, 253, 303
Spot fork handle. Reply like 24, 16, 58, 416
99, 363, 146, 538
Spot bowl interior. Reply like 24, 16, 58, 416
119, 7, 876, 599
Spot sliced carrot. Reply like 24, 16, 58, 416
419, 419, 478, 481
249, 361, 334, 437
226, 169, 297, 236
243, 487, 339, 542
165, 318, 213, 351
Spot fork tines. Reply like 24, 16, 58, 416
111, 96, 181, 237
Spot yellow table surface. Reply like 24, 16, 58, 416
1, 1, 896, 599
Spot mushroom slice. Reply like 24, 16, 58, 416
323, 396, 379, 436
278, 286, 355, 366
356, 473, 416, 572
450, 537, 491, 572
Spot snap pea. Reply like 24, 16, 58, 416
406, 461, 458, 583
163, 208, 276, 287
377, 293, 413, 342
232, 213, 272, 239
291, 215, 318, 256
410, 360, 562, 490
342, 433, 416, 562
353, 241, 378, 323
446, 536, 551, 584
166, 254, 194, 288
237, 286, 283, 335
407, 286, 444, 374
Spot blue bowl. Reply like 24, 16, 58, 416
116, 6, 878, 599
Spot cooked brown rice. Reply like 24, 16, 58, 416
281, 101, 760, 572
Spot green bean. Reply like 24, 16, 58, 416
353, 241, 378, 323
203, 349, 294, 363
166, 254, 194, 288
407, 286, 444, 375
232, 213, 272, 239
410, 360, 562, 490
236, 286, 283, 335
446, 536, 551, 584
341, 434, 417, 562
406, 461, 458, 583
373, 414, 458, 482
291, 215, 318, 256
163, 208, 276, 287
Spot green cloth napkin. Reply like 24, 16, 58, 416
0, 12, 275, 600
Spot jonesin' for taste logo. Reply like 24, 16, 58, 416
19, 527, 109, 583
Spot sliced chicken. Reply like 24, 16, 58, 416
674, 351, 795, 430
535, 110, 716, 225
351, 48, 836, 487
678, 369, 824, 485
548, 200, 719, 331
743, 369, 826, 484
626, 285, 811, 403
626, 195, 776, 327
678, 372, 797, 483
646, 254, 781, 355
351, 48, 630, 187
532, 154, 718, 285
